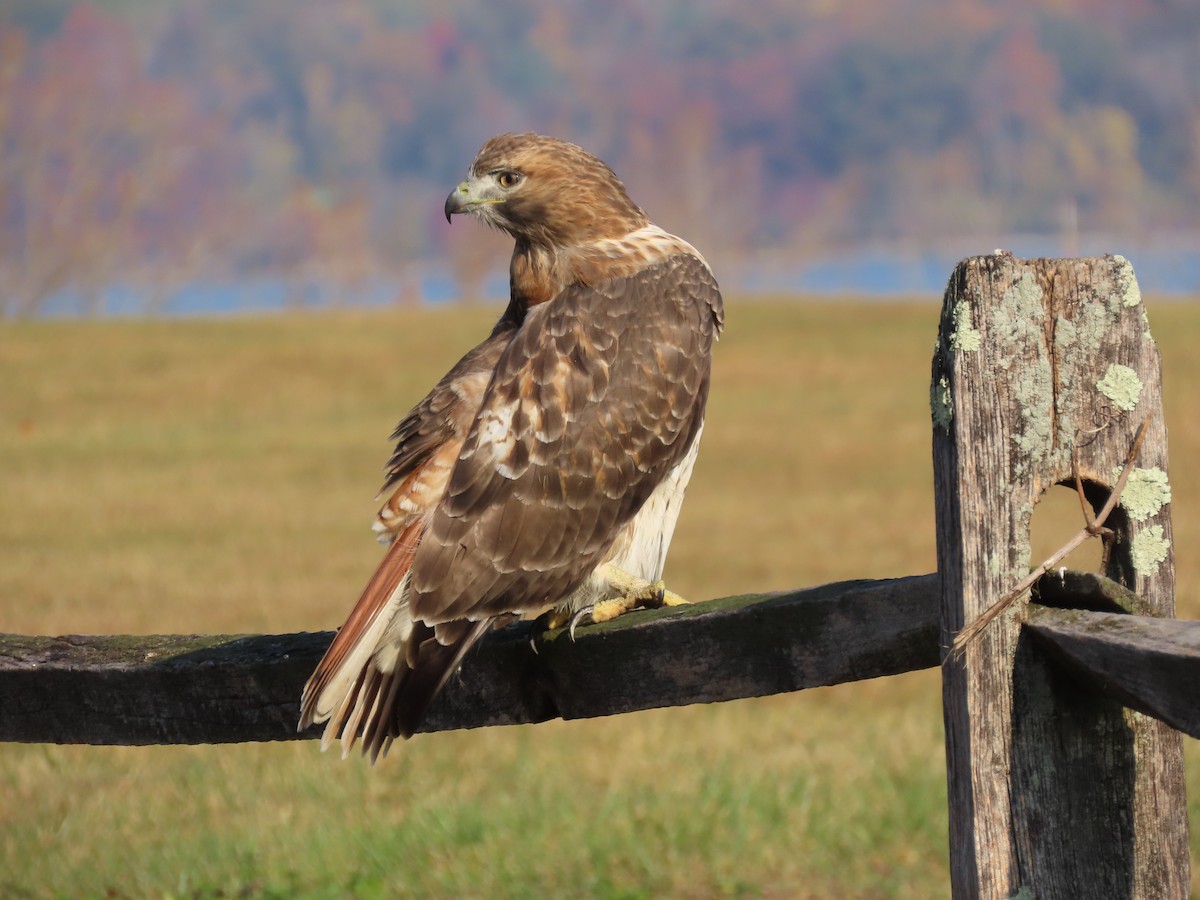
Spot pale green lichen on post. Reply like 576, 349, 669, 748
1012, 363, 1054, 462
1095, 364, 1143, 412
991, 271, 1045, 345
1009, 501, 1035, 573
1111, 255, 1142, 308
1130, 524, 1170, 575
1051, 315, 1081, 449
992, 271, 1055, 474
1072, 295, 1113, 355
1065, 257, 1137, 354
931, 375, 953, 431
948, 300, 982, 352
1009, 354, 1055, 472
1111, 465, 1171, 522
1054, 315, 1078, 352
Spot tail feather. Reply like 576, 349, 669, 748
299, 519, 423, 734
317, 619, 492, 762
361, 662, 405, 762
335, 663, 383, 758
299, 517, 494, 760
393, 619, 493, 740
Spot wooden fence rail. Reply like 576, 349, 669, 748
0, 575, 940, 744
1, 253, 1194, 898
4, 571, 1198, 746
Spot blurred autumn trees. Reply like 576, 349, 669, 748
2, 0, 1199, 313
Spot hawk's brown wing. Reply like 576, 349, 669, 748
379, 311, 521, 497
409, 252, 723, 623
373, 310, 523, 539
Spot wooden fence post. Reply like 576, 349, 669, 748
931, 253, 1188, 897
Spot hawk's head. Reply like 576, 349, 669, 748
444, 133, 649, 248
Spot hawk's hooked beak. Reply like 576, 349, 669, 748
445, 178, 506, 223
444, 182, 471, 223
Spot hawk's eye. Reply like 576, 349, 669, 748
497, 171, 521, 188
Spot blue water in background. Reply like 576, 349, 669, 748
737, 236, 1200, 298
33, 242, 1200, 317
36, 273, 482, 317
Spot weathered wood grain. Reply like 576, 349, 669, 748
1026, 605, 1200, 740
0, 573, 939, 745
931, 254, 1187, 897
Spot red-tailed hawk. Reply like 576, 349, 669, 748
299, 133, 724, 761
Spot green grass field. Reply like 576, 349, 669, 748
3, 298, 1199, 897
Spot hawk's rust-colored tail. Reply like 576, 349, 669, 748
299, 518, 489, 762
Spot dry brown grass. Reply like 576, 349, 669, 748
2, 297, 1198, 897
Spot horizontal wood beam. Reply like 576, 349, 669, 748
0, 573, 940, 746
1025, 603, 1200, 740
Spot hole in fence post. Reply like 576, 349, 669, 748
1029, 484, 1103, 575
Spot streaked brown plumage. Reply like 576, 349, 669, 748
299, 133, 724, 760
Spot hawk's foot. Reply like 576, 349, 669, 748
566, 565, 689, 640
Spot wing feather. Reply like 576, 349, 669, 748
378, 312, 520, 499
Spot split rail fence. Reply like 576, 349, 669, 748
2, 253, 1195, 897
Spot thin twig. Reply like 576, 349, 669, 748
1072, 443, 1096, 531
947, 414, 1152, 661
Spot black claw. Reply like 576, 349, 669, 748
526, 610, 554, 655
567, 605, 594, 642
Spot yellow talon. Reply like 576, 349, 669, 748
662, 589, 689, 607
